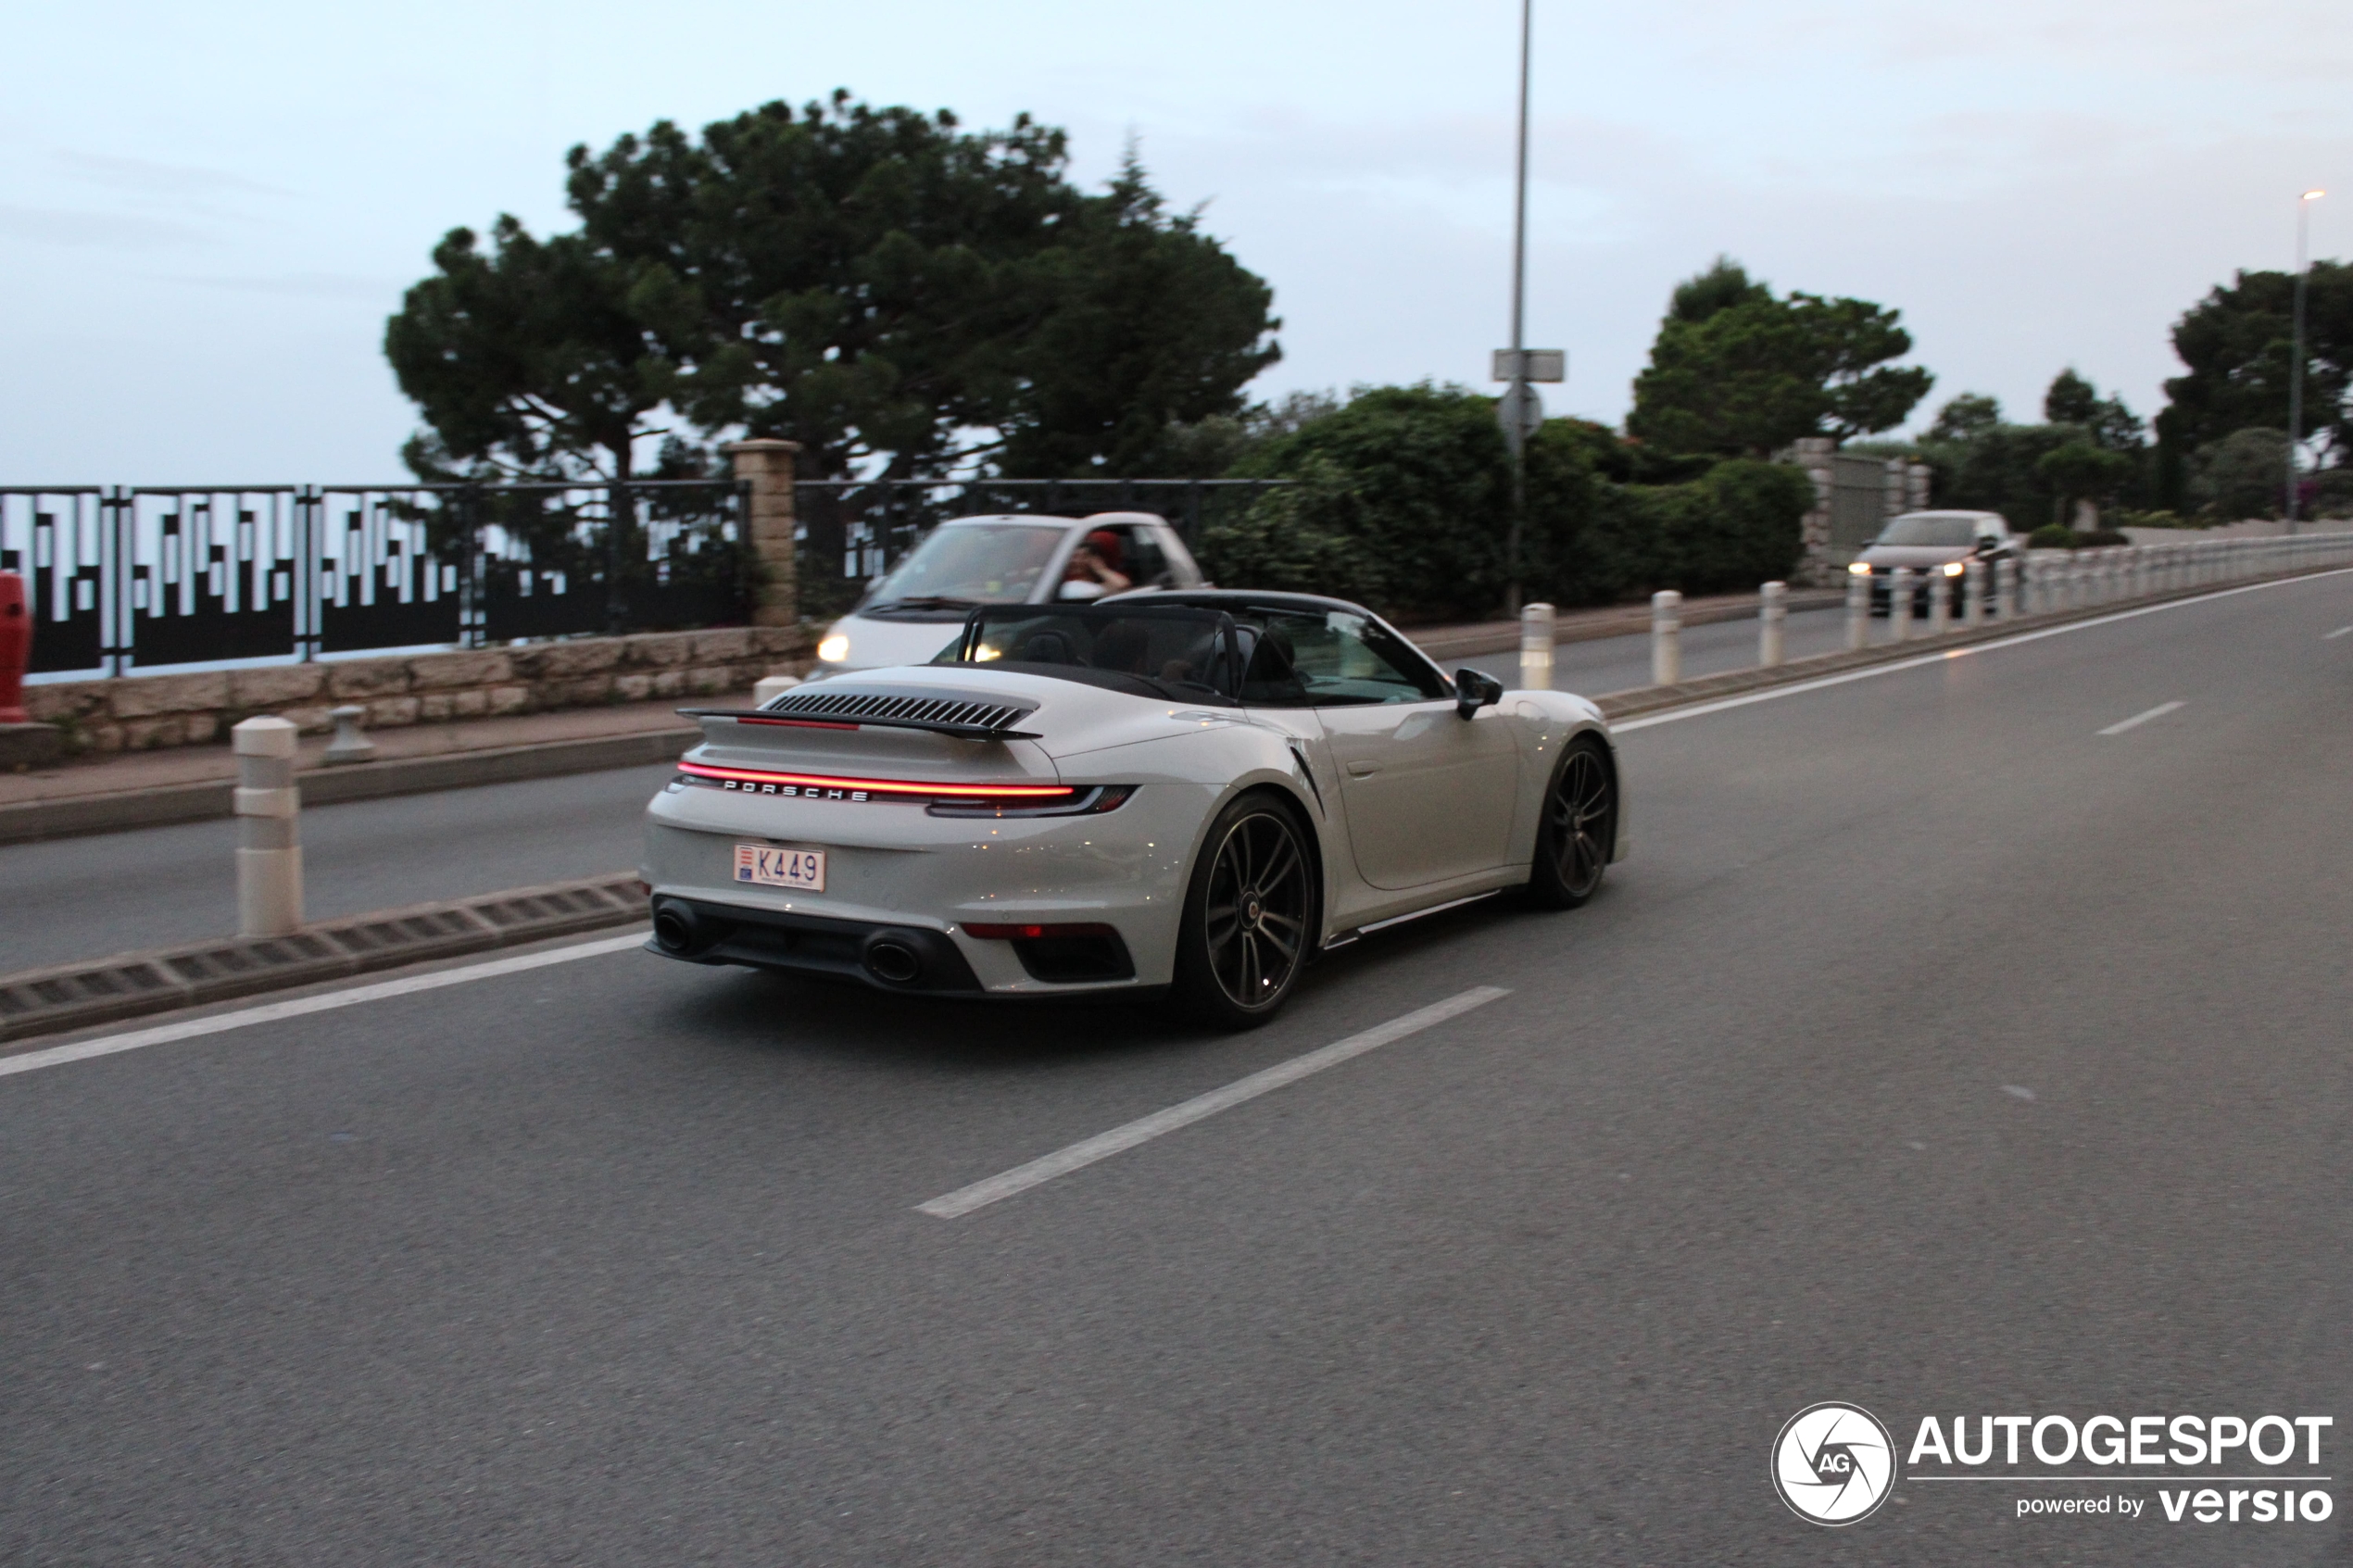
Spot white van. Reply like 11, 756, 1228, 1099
809, 511, 1205, 676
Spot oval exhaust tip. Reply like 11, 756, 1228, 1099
865, 940, 922, 985
651, 905, 699, 955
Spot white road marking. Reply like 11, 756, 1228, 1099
2326, 625, 2353, 640
2096, 701, 2183, 736
917, 985, 1511, 1219
1613, 567, 2353, 733
0, 933, 648, 1081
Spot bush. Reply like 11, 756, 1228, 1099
1202, 383, 1811, 621
1208, 384, 1511, 621
2188, 427, 2288, 520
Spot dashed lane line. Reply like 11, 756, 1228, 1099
916, 985, 1511, 1219
2097, 701, 2185, 736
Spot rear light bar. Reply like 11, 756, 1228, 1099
962, 922, 1118, 940
676, 760, 1077, 801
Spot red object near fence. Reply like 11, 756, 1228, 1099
0, 571, 30, 723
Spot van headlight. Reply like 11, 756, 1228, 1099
1848, 560, 1873, 576
816, 633, 850, 663
1942, 561, 1966, 577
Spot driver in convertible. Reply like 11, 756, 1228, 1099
1059, 531, 1132, 600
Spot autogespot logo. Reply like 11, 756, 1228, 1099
1773, 1402, 1899, 1525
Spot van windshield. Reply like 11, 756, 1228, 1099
862, 522, 1066, 608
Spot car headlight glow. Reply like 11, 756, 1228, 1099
816, 633, 850, 663
1943, 560, 1966, 577
1848, 560, 1873, 576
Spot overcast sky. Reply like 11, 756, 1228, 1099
5, 0, 2347, 482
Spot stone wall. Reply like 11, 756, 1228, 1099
26, 625, 813, 755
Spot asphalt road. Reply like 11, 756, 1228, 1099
5, 609, 1845, 972
5, 573, 2351, 1565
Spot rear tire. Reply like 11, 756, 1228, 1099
1526, 734, 1615, 909
1172, 792, 1316, 1031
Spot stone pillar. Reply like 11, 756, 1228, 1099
1883, 458, 1907, 521
1907, 462, 1932, 512
1790, 437, 1837, 583
726, 439, 803, 627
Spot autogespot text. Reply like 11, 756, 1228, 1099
1906, 1414, 2334, 1526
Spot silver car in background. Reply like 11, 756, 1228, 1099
810, 511, 1206, 676
1848, 509, 2018, 616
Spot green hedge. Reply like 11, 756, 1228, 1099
1201, 385, 1810, 621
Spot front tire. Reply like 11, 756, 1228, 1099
1173, 792, 1315, 1031
1527, 734, 1616, 909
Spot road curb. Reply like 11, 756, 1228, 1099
0, 872, 647, 1046
0, 728, 697, 848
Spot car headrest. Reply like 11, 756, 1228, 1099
1016, 630, 1078, 665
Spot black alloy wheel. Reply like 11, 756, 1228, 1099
1175, 794, 1315, 1029
1528, 734, 1615, 909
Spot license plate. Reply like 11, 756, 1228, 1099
733, 843, 825, 891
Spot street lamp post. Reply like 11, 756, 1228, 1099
2287, 189, 2324, 533
1504, 0, 1533, 616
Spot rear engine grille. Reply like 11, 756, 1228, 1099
763, 689, 1031, 733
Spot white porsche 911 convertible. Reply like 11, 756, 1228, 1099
640, 591, 1627, 1028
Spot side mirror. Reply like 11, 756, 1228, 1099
1453, 669, 1504, 720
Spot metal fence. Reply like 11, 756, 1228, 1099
793, 477, 1288, 622
2, 481, 749, 677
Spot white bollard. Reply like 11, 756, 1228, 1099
1845, 569, 1870, 650
1518, 601, 1556, 691
752, 673, 802, 708
1889, 568, 1915, 642
1927, 567, 1953, 635
233, 716, 303, 938
321, 704, 376, 765
1757, 581, 1786, 667
1650, 590, 1682, 685
1963, 558, 1987, 623
1995, 557, 2018, 618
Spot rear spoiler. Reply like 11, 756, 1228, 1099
679, 709, 1040, 743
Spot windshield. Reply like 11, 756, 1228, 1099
1875, 515, 1983, 547
862, 521, 1067, 608
937, 604, 1239, 702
